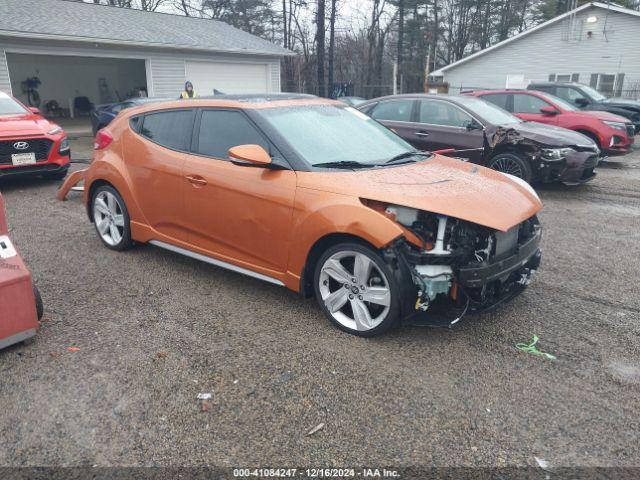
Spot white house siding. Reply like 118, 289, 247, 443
0, 37, 283, 102
0, 49, 11, 94
441, 6, 640, 96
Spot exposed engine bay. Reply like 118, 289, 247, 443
381, 204, 542, 326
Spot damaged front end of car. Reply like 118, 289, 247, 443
488, 125, 600, 185
372, 203, 542, 327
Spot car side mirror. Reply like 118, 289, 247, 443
28, 107, 40, 114
228, 144, 272, 167
575, 98, 590, 107
540, 106, 559, 115
466, 120, 483, 131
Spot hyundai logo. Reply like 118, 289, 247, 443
13, 141, 30, 151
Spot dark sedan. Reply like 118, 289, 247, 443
90, 97, 170, 135
357, 94, 600, 185
527, 82, 640, 133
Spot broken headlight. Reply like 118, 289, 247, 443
541, 147, 574, 161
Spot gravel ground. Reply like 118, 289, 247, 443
0, 135, 639, 470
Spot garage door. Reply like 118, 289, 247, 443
185, 61, 269, 96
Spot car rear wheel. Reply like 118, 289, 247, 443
92, 185, 133, 251
488, 152, 533, 183
313, 243, 401, 337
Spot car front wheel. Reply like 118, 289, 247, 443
487, 152, 533, 183
313, 243, 401, 337
92, 185, 133, 251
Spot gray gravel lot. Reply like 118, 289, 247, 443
0, 134, 639, 469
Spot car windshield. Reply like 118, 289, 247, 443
537, 92, 579, 111
260, 105, 418, 167
0, 93, 28, 116
454, 95, 521, 125
580, 85, 607, 101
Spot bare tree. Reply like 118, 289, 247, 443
327, 0, 338, 96
316, 0, 326, 97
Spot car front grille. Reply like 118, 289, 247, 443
626, 124, 635, 138
0, 138, 53, 165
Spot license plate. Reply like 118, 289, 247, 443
0, 235, 17, 259
11, 152, 36, 165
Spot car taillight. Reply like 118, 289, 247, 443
94, 129, 113, 150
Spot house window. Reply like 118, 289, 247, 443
590, 73, 624, 96
549, 73, 579, 83
599, 74, 616, 94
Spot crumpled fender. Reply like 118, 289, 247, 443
285, 188, 404, 286
57, 168, 87, 201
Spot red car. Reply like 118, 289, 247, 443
0, 91, 70, 180
466, 89, 635, 156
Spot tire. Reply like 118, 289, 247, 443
91, 185, 133, 251
487, 152, 533, 183
45, 167, 69, 181
33, 284, 43, 320
313, 242, 401, 337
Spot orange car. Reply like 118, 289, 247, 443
62, 94, 543, 336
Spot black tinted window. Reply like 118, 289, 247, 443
555, 87, 588, 105
371, 100, 414, 122
129, 116, 142, 132
197, 110, 269, 159
480, 93, 510, 111
532, 85, 554, 94
512, 94, 552, 114
418, 100, 472, 127
141, 110, 194, 151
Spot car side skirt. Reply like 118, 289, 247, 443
149, 240, 286, 287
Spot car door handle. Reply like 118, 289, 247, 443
415, 131, 429, 137
186, 175, 207, 187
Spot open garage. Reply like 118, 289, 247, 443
6, 53, 147, 116
0, 0, 290, 116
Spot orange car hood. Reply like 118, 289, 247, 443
297, 155, 542, 232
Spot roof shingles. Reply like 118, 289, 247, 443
0, 0, 291, 56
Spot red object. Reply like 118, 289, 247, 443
94, 129, 113, 150
466, 89, 635, 155
0, 193, 39, 349
432, 148, 456, 155
0, 91, 70, 178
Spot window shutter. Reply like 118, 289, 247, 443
548, 74, 556, 81
571, 73, 580, 82
589, 74, 599, 88
615, 73, 625, 96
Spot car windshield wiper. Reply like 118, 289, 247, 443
313, 160, 373, 169
384, 151, 431, 165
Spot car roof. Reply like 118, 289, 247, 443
467, 89, 529, 95
129, 97, 172, 104
121, 94, 342, 116
529, 82, 582, 87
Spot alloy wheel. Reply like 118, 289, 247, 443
492, 157, 524, 178
93, 191, 125, 247
318, 250, 391, 332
